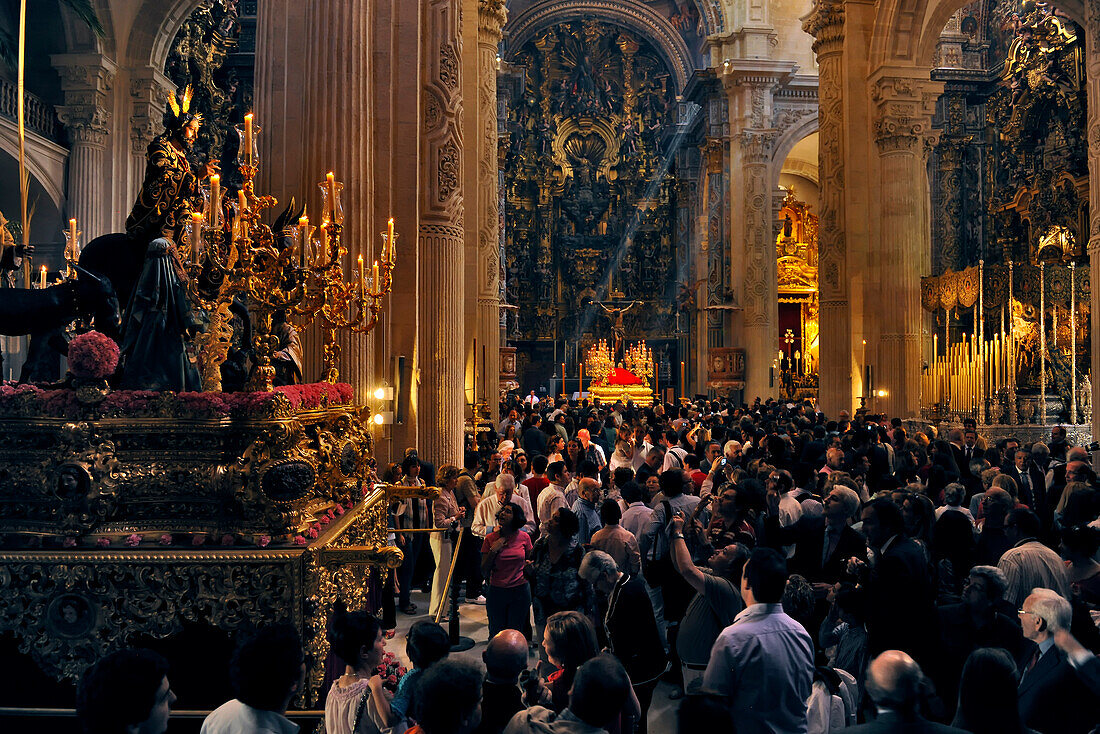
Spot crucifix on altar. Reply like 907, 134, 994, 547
595, 299, 642, 360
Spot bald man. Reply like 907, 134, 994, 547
571, 477, 603, 546
843, 650, 965, 733
476, 630, 529, 734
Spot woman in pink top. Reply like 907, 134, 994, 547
481, 502, 534, 638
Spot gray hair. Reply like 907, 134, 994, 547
578, 549, 619, 582
495, 473, 516, 492
830, 485, 860, 519
1028, 588, 1072, 631
968, 565, 1007, 601
1031, 442, 1050, 459
943, 483, 966, 507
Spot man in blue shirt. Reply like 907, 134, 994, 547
703, 547, 814, 734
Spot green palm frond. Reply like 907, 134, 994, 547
58, 0, 105, 37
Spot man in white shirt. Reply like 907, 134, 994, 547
767, 469, 802, 559
538, 461, 570, 535
620, 481, 654, 540
473, 473, 535, 538
660, 429, 688, 472
201, 624, 305, 734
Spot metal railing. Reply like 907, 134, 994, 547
0, 77, 64, 142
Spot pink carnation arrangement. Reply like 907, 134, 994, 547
67, 331, 120, 380
373, 652, 407, 695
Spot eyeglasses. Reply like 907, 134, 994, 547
1018, 608, 1035, 616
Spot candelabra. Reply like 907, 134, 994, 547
624, 341, 653, 387
178, 113, 396, 392
585, 340, 613, 384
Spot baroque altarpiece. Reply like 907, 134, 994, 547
924, 0, 1092, 421
500, 20, 690, 389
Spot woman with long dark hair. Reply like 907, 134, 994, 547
952, 647, 1033, 734
325, 602, 389, 734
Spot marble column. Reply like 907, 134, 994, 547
803, 0, 851, 416
52, 53, 116, 242
872, 75, 939, 418
1084, 3, 1100, 439
476, 0, 506, 420
254, 0, 375, 397
419, 0, 466, 466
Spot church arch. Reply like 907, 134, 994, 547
128, 0, 207, 69
503, 0, 696, 92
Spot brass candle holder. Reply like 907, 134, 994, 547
177, 114, 396, 392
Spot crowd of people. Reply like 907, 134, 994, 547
75, 395, 1100, 734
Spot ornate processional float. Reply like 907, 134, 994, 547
0, 112, 422, 708
584, 338, 656, 403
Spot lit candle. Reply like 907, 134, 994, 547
298, 216, 309, 268
680, 360, 686, 397
561, 362, 566, 383
209, 174, 220, 223
326, 172, 337, 222
68, 218, 77, 260
387, 217, 395, 262
579, 362, 583, 396
244, 113, 254, 165
191, 212, 204, 264
372, 260, 380, 293
358, 254, 365, 293
238, 189, 247, 213
39, 265, 46, 288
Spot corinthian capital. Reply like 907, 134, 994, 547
56, 104, 111, 148
871, 73, 942, 154
740, 129, 777, 163
478, 0, 507, 38
802, 0, 844, 55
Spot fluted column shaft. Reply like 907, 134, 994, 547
255, 0, 375, 396
803, 2, 851, 416
1085, 3, 1100, 439
419, 0, 465, 466
872, 76, 940, 419
476, 0, 506, 420
129, 69, 174, 211
52, 54, 116, 242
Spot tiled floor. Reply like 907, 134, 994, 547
388, 590, 679, 733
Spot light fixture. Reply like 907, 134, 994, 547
876, 389, 888, 398
373, 382, 394, 401
373, 411, 394, 425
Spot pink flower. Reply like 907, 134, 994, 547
125, 533, 142, 547
307, 527, 319, 539
62, 537, 77, 548
159, 534, 173, 545
191, 534, 207, 546
334, 504, 345, 516
95, 537, 110, 548
258, 535, 271, 547
319, 515, 330, 526
67, 331, 120, 379
387, 675, 398, 685
293, 536, 308, 546
220, 534, 235, 546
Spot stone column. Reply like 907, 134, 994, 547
803, 0, 851, 416
128, 68, 174, 209
419, 0, 466, 466
254, 0, 375, 396
872, 74, 940, 418
1085, 3, 1100, 440
477, 0, 506, 420
722, 68, 790, 401
52, 53, 116, 241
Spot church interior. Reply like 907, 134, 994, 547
2, 0, 1100, 729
